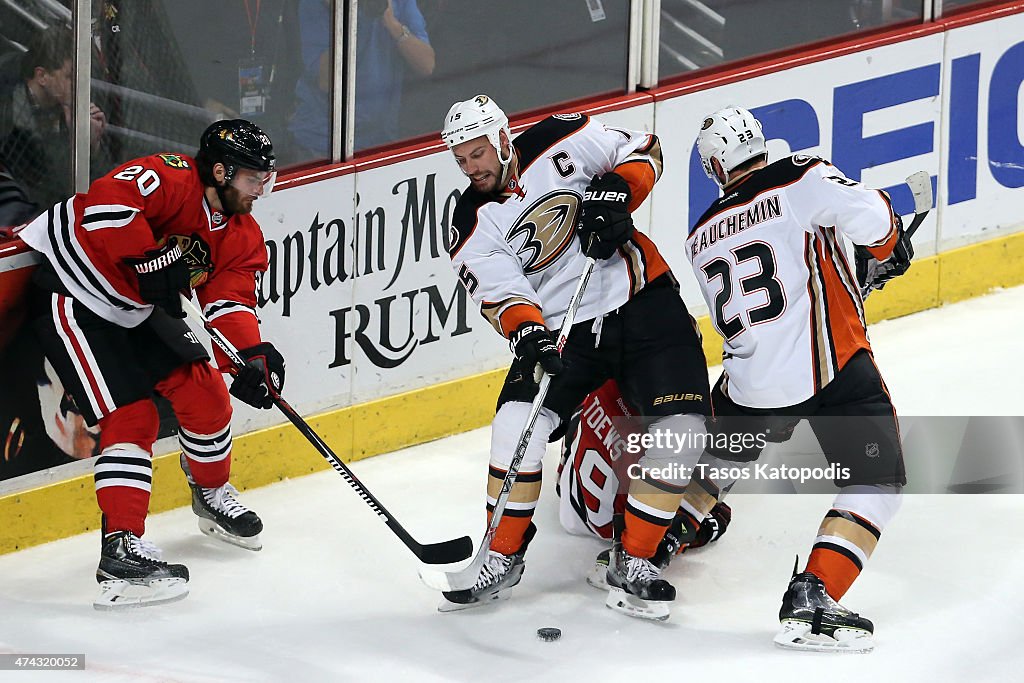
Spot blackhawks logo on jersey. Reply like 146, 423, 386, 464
167, 233, 214, 287
158, 153, 190, 170
505, 190, 580, 274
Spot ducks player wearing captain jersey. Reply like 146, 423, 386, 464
438, 95, 711, 620
556, 379, 732, 586
684, 107, 912, 652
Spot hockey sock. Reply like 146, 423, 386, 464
805, 484, 902, 600
159, 362, 234, 488
95, 400, 158, 536
623, 413, 706, 558
487, 466, 541, 555
95, 443, 152, 536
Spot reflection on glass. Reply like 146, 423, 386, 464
383, 2, 633, 153
659, 0, 924, 82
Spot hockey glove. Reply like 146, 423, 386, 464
229, 342, 286, 409
688, 501, 732, 551
856, 214, 914, 297
578, 172, 634, 260
124, 243, 191, 318
510, 322, 563, 377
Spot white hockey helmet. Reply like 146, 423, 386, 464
697, 107, 768, 188
441, 94, 513, 166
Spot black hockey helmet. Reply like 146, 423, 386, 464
196, 119, 275, 186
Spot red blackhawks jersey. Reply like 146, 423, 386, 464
557, 380, 642, 539
19, 152, 266, 360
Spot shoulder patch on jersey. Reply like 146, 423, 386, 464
157, 153, 191, 170
514, 114, 591, 171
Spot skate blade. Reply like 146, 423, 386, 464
605, 586, 671, 621
437, 592, 504, 613
198, 519, 262, 551
774, 620, 875, 654
586, 563, 609, 591
93, 578, 188, 611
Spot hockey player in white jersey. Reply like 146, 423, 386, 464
439, 95, 711, 620
686, 107, 912, 652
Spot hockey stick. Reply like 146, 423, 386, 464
418, 257, 598, 591
179, 295, 473, 565
903, 170, 933, 240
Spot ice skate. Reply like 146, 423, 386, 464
604, 541, 676, 621
774, 571, 875, 653
183, 455, 263, 550
438, 524, 535, 612
94, 530, 189, 610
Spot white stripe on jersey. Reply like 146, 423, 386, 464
203, 299, 258, 322
19, 199, 150, 327
81, 204, 140, 231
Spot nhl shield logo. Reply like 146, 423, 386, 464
865, 442, 880, 458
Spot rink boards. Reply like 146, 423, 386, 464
1, 3, 1023, 553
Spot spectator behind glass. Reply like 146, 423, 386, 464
290, 0, 435, 159
164, 1, 300, 163
0, 25, 111, 212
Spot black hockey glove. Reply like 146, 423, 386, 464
229, 342, 286, 409
688, 501, 732, 551
578, 172, 634, 260
124, 243, 191, 318
509, 322, 564, 377
856, 213, 914, 297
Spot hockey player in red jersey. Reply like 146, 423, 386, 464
438, 95, 711, 620
18, 119, 285, 609
686, 107, 911, 651
556, 380, 732, 587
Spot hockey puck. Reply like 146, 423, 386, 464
536, 627, 561, 642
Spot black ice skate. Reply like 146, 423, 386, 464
182, 455, 263, 550
774, 571, 875, 653
605, 541, 676, 621
587, 527, 678, 591
94, 530, 189, 610
438, 524, 536, 612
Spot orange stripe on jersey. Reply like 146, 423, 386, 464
816, 235, 871, 375
613, 159, 656, 212
497, 302, 546, 338
629, 231, 670, 290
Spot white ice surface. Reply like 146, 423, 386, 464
2, 287, 1024, 683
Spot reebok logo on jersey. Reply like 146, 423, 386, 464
583, 190, 628, 203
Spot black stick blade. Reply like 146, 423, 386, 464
417, 535, 474, 564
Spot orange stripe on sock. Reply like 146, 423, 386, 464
488, 510, 533, 556
621, 510, 669, 559
806, 547, 861, 601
